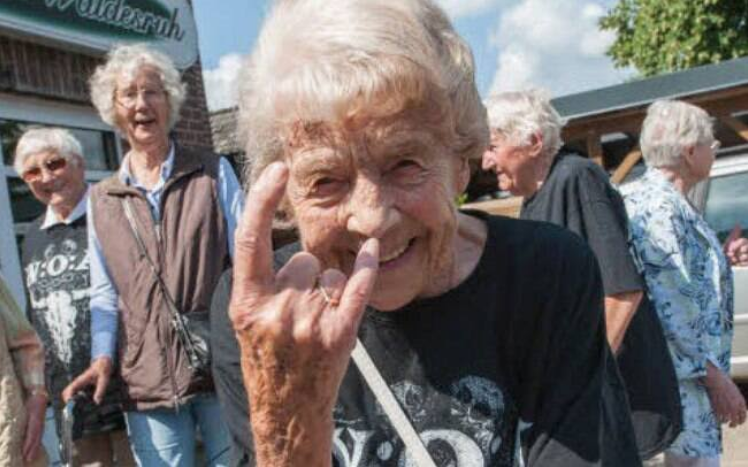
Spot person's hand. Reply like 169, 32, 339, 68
22, 392, 47, 463
723, 225, 748, 267
230, 162, 379, 466
704, 362, 747, 428
62, 356, 113, 404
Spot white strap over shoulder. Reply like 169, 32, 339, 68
351, 339, 438, 467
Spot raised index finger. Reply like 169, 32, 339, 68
234, 162, 289, 290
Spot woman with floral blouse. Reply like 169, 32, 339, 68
622, 99, 747, 467
0, 271, 47, 465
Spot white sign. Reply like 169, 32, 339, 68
0, 0, 199, 69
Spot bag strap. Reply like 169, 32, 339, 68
351, 338, 437, 467
120, 198, 198, 355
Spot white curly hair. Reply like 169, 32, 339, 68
236, 0, 488, 185
484, 89, 565, 159
640, 99, 714, 168
14, 127, 84, 174
89, 43, 187, 130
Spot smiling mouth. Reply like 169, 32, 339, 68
135, 119, 155, 127
379, 238, 416, 265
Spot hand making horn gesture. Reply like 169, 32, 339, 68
229, 161, 380, 466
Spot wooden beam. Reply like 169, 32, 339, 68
721, 115, 748, 141
611, 149, 642, 185
586, 132, 604, 166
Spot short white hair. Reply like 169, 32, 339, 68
640, 99, 714, 168
90, 43, 187, 130
484, 89, 565, 159
237, 0, 488, 184
14, 127, 84, 174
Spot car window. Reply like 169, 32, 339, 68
704, 170, 748, 242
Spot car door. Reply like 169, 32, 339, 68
697, 154, 748, 381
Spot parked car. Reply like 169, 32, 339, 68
690, 151, 748, 381
464, 148, 748, 381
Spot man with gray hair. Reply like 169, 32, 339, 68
15, 127, 134, 466
482, 90, 682, 464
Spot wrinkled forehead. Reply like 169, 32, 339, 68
281, 109, 451, 171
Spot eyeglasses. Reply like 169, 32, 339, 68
21, 157, 68, 182
710, 140, 721, 151
115, 87, 166, 109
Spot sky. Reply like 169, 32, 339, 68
192, 0, 634, 111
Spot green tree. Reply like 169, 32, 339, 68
600, 0, 748, 77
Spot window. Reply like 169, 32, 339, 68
1, 118, 119, 172
0, 94, 122, 308
704, 170, 748, 242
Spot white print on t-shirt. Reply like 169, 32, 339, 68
333, 376, 511, 466
25, 241, 89, 366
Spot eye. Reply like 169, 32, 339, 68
387, 159, 424, 180
391, 159, 421, 172
310, 176, 347, 197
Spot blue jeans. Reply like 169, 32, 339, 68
125, 393, 230, 466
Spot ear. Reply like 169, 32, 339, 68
682, 145, 697, 169
454, 156, 471, 195
528, 131, 544, 159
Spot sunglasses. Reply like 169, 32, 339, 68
21, 157, 68, 182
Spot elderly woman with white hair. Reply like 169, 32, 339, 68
63, 44, 241, 465
209, 1, 639, 466
482, 90, 682, 463
622, 100, 747, 467
15, 127, 134, 465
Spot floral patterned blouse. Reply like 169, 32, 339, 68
621, 168, 733, 457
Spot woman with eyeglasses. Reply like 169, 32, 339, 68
14, 127, 135, 466
63, 44, 241, 466
623, 100, 747, 467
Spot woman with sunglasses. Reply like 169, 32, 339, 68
14, 127, 134, 466
62, 44, 241, 466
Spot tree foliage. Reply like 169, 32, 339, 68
600, 0, 748, 77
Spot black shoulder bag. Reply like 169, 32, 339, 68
121, 197, 212, 375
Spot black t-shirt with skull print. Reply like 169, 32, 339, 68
22, 213, 125, 436
211, 212, 629, 466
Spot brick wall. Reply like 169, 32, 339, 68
0, 34, 214, 153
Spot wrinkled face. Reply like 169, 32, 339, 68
113, 66, 170, 147
285, 117, 467, 311
21, 150, 85, 209
481, 133, 540, 197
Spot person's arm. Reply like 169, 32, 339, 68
230, 163, 379, 467
604, 291, 642, 354
0, 274, 47, 463
630, 204, 721, 380
87, 197, 119, 361
702, 361, 747, 427
62, 198, 116, 404
218, 157, 245, 260
572, 168, 644, 352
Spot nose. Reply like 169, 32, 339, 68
40, 167, 55, 183
345, 175, 400, 239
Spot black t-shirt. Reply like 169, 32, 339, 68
520, 152, 641, 295
211, 213, 636, 466
520, 152, 682, 459
22, 213, 125, 436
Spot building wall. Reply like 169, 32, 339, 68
0, 33, 214, 153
